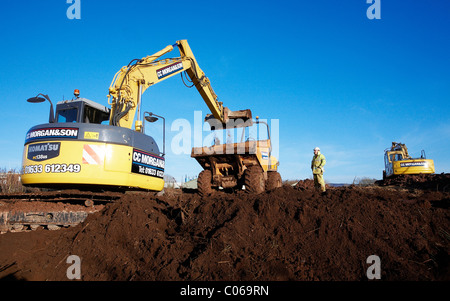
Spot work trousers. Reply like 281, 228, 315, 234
313, 173, 326, 192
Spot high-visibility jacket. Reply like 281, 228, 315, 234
311, 152, 326, 174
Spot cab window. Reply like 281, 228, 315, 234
83, 105, 109, 124
57, 108, 78, 123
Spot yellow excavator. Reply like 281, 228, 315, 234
383, 142, 435, 180
21, 40, 279, 194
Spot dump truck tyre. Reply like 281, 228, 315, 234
244, 166, 265, 194
266, 171, 282, 191
198, 169, 213, 197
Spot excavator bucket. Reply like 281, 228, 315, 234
225, 108, 252, 120
205, 108, 253, 129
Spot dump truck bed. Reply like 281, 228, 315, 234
191, 140, 276, 172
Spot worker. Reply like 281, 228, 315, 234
311, 147, 326, 194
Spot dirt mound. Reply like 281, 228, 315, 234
294, 179, 315, 190
0, 184, 448, 281
294, 179, 331, 191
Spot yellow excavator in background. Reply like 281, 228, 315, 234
21, 40, 279, 194
383, 142, 435, 180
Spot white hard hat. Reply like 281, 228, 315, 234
314, 147, 320, 151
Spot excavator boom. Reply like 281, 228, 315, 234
108, 40, 251, 130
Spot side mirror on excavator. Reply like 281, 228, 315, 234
27, 93, 55, 123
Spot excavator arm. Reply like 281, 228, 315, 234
108, 40, 251, 130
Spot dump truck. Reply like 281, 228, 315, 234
192, 116, 281, 196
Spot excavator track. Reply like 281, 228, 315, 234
0, 190, 123, 234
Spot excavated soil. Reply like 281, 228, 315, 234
376, 173, 450, 192
0, 178, 449, 281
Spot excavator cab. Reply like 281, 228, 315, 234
56, 98, 110, 125
55, 98, 110, 124
27, 91, 111, 125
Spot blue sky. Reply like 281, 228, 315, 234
0, 0, 449, 184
